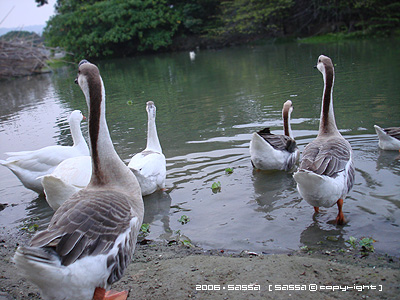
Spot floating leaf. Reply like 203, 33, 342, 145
27, 224, 39, 233
326, 236, 339, 242
178, 215, 190, 225
211, 181, 221, 193
225, 167, 233, 174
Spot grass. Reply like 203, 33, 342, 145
298, 32, 365, 44
298, 29, 400, 44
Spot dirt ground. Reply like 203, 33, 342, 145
0, 231, 399, 300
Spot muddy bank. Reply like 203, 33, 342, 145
0, 231, 399, 300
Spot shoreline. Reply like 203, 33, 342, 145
1, 232, 399, 300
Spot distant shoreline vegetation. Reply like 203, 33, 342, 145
0, 25, 45, 37
8, 0, 400, 60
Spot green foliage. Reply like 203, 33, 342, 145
347, 236, 358, 249
346, 236, 375, 254
182, 239, 194, 247
289, 0, 400, 37
140, 223, 150, 234
172, 0, 222, 34
41, 0, 400, 59
225, 167, 234, 174
218, 0, 294, 36
0, 31, 42, 43
44, 0, 183, 59
35, 0, 48, 6
19, 217, 40, 233
178, 215, 190, 225
359, 237, 375, 253
211, 181, 222, 192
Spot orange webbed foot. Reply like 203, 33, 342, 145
93, 288, 129, 300
313, 206, 320, 213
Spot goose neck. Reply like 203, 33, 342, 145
87, 78, 123, 186
70, 119, 86, 148
146, 117, 162, 153
319, 68, 338, 135
283, 109, 292, 138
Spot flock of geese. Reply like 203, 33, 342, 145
0, 56, 399, 300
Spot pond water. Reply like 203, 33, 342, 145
1, 39, 399, 256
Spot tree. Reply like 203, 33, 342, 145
35, 0, 48, 6
44, 0, 183, 59
218, 0, 294, 36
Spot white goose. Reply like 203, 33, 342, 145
0, 110, 89, 194
189, 51, 196, 60
14, 60, 144, 300
249, 100, 299, 171
128, 101, 166, 196
41, 155, 92, 210
374, 125, 400, 151
293, 55, 355, 225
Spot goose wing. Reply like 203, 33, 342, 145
30, 189, 141, 284
4, 145, 81, 171
129, 150, 165, 177
300, 136, 352, 177
51, 156, 92, 188
257, 128, 297, 152
383, 127, 400, 140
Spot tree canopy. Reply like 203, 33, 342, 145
42, 0, 400, 59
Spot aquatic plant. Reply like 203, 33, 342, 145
178, 215, 190, 225
225, 167, 234, 174
19, 217, 40, 234
346, 236, 376, 254
359, 237, 375, 253
211, 181, 221, 192
140, 223, 150, 234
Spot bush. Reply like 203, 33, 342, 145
44, 0, 182, 59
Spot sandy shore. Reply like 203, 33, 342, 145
1, 232, 399, 300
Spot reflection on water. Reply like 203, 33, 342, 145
23, 195, 55, 231
300, 220, 348, 251
252, 170, 298, 211
0, 39, 399, 256
142, 191, 172, 241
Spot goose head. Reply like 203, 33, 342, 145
146, 101, 156, 120
74, 60, 105, 109
315, 55, 334, 84
69, 110, 86, 123
282, 100, 293, 118
74, 59, 108, 153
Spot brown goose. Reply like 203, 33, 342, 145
14, 60, 143, 300
249, 100, 299, 171
293, 55, 355, 225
